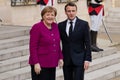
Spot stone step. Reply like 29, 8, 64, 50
0, 66, 31, 80
102, 8, 120, 34
108, 8, 120, 18
102, 22, 119, 29
101, 26, 120, 31
26, 75, 64, 80
106, 22, 120, 28
100, 25, 120, 33
0, 35, 29, 50
52, 51, 120, 78
86, 52, 120, 73
108, 13, 120, 18
56, 67, 63, 78
105, 17, 120, 23
0, 55, 29, 73
0, 45, 29, 61
26, 79, 31, 80
0, 45, 116, 80
92, 47, 117, 59
25, 63, 120, 80
25, 47, 117, 80
101, 23, 120, 29
0, 44, 116, 62
0, 26, 29, 40
85, 60, 120, 80
0, 48, 115, 72
108, 8, 120, 13
0, 65, 63, 80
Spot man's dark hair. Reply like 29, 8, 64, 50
64, 2, 77, 11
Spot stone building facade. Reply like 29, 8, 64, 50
0, 0, 119, 26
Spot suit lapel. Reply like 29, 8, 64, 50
63, 20, 69, 38
73, 18, 81, 33
62, 18, 81, 38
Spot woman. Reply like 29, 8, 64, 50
29, 6, 63, 80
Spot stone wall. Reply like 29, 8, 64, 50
0, 0, 117, 26
115, 0, 120, 7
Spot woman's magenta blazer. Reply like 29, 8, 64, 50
29, 21, 63, 68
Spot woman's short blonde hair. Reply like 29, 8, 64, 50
41, 6, 57, 18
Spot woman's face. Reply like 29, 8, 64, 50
43, 11, 55, 25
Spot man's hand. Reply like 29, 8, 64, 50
84, 61, 90, 70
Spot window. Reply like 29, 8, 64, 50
58, 0, 78, 3
11, 0, 37, 6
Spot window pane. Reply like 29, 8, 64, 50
58, 0, 78, 3
11, 0, 36, 6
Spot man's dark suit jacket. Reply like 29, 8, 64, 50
58, 17, 92, 66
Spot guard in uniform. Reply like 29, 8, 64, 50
88, 0, 104, 52
36, 0, 53, 10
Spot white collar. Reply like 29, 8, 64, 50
67, 17, 77, 24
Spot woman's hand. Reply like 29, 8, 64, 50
34, 63, 41, 74
58, 59, 64, 68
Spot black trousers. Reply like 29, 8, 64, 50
31, 65, 56, 80
63, 61, 84, 80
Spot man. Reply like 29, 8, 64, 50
58, 2, 92, 80
88, 0, 104, 52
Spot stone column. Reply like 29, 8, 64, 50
114, 0, 120, 7
104, 0, 114, 16
0, 0, 12, 25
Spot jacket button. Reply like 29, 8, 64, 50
51, 33, 54, 36
53, 50, 56, 52
53, 44, 56, 47
53, 39, 55, 41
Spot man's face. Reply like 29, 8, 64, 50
65, 6, 77, 20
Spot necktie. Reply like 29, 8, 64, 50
69, 21, 73, 36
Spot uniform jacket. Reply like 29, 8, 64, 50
29, 21, 63, 67
88, 3, 104, 16
36, 0, 53, 5
58, 17, 92, 66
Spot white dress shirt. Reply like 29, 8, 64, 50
66, 18, 77, 36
